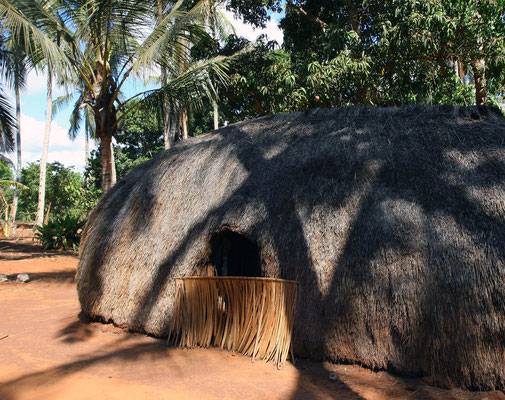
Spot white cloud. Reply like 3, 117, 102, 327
24, 69, 47, 96
3, 113, 95, 172
221, 9, 283, 45
24, 69, 68, 97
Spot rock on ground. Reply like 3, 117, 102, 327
16, 273, 30, 283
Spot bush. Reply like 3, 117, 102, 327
35, 215, 86, 251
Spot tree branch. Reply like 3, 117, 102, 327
285, 1, 327, 29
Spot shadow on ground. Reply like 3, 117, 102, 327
0, 239, 75, 261
5, 269, 76, 284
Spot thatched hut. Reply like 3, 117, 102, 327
77, 105, 505, 390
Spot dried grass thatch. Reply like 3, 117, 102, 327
77, 105, 505, 390
170, 277, 298, 367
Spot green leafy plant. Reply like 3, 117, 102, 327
35, 215, 86, 252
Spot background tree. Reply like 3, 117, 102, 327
84, 102, 165, 190
17, 161, 98, 222
0, 35, 28, 233
34, 69, 52, 227
226, 0, 505, 108
2, 0, 231, 192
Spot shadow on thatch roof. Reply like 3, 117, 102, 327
77, 105, 505, 390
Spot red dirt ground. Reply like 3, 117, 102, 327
1, 239, 504, 400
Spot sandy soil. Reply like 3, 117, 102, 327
1, 239, 504, 400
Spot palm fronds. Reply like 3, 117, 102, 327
170, 277, 299, 368
0, 85, 15, 152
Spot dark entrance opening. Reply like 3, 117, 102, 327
209, 230, 261, 277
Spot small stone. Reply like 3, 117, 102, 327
16, 273, 30, 283
0, 274, 8, 282
328, 372, 338, 382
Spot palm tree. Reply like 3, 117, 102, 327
155, 0, 233, 145
0, 37, 28, 233
0, 43, 15, 154
1, 0, 230, 192
34, 68, 52, 227
207, 5, 233, 130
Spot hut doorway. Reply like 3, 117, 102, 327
209, 230, 261, 277
171, 229, 298, 367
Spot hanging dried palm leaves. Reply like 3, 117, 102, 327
170, 276, 299, 368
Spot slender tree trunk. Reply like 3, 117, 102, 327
110, 140, 116, 184
84, 127, 90, 169
93, 52, 117, 192
164, 109, 174, 149
177, 31, 189, 140
7, 81, 21, 234
158, 0, 174, 150
457, 57, 466, 82
44, 201, 51, 225
100, 135, 114, 192
35, 71, 52, 228
181, 109, 188, 139
160, 60, 173, 149
169, 111, 177, 142
472, 59, 487, 105
84, 128, 90, 185
213, 99, 219, 130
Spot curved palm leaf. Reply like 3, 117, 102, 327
0, 179, 27, 189
0, 85, 15, 152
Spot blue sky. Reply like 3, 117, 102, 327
2, 8, 284, 173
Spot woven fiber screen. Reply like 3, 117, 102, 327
170, 277, 299, 368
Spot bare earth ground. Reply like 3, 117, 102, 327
1, 239, 504, 400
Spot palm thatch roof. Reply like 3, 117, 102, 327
77, 105, 505, 390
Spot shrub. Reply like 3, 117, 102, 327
35, 215, 86, 251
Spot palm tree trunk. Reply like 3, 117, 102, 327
100, 137, 115, 193
161, 63, 173, 148
100, 135, 115, 192
157, 0, 174, 150
97, 120, 117, 192
181, 109, 188, 140
110, 140, 116, 184
164, 108, 173, 149
169, 111, 176, 143
213, 99, 218, 130
84, 127, 90, 169
35, 71, 52, 227
7, 80, 21, 234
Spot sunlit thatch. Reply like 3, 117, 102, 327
77, 105, 505, 389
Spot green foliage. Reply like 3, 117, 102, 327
223, 0, 505, 109
0, 160, 14, 206
0, 159, 14, 181
116, 100, 164, 160
17, 162, 98, 222
213, 36, 307, 121
85, 147, 153, 191
35, 215, 85, 251
84, 100, 167, 190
